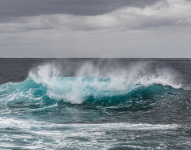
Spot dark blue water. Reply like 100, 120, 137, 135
0, 58, 191, 149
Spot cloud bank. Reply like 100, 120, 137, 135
0, 0, 191, 57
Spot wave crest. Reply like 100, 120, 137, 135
27, 62, 181, 104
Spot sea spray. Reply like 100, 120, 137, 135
26, 61, 182, 104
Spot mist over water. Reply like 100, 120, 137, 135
0, 59, 191, 149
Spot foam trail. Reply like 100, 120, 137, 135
0, 117, 178, 130
0, 117, 179, 149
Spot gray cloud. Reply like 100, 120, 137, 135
0, 0, 163, 21
0, 0, 191, 58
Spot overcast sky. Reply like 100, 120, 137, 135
0, 0, 191, 57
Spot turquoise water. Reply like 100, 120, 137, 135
0, 59, 191, 149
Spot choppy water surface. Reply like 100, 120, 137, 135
0, 58, 191, 149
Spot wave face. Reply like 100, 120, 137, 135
0, 75, 183, 109
1, 59, 191, 149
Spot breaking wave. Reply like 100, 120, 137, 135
0, 62, 186, 112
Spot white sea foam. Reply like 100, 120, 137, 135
0, 117, 180, 150
0, 117, 179, 131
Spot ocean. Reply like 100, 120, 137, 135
0, 58, 191, 149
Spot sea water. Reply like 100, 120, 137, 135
0, 58, 191, 149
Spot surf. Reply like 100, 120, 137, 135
0, 61, 186, 114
